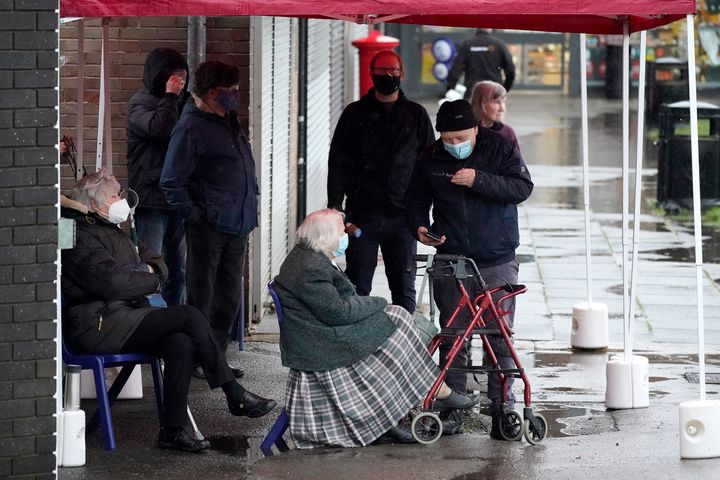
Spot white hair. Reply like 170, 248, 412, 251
71, 168, 121, 212
296, 209, 344, 253
470, 80, 507, 118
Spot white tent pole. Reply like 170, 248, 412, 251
622, 20, 630, 361
580, 33, 593, 304
628, 30, 647, 357
75, 19, 85, 180
96, 18, 112, 172
686, 13, 706, 401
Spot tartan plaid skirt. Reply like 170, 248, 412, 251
285, 305, 438, 449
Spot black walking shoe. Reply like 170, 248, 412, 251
372, 426, 416, 445
228, 389, 277, 418
157, 427, 210, 453
432, 391, 479, 411
440, 410, 465, 435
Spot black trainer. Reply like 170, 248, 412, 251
157, 427, 210, 453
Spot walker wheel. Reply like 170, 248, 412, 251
411, 411, 443, 445
499, 410, 523, 441
523, 412, 548, 445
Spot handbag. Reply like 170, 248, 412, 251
413, 312, 439, 347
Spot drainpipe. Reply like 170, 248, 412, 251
187, 17, 206, 91
296, 19, 308, 225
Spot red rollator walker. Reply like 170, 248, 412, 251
409, 254, 547, 445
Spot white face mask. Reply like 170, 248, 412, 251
104, 199, 131, 224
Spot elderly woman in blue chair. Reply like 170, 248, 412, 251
61, 168, 276, 452
273, 208, 477, 448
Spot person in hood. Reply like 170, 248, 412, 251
327, 49, 435, 314
406, 99, 533, 439
61, 169, 276, 453
126, 48, 190, 307
161, 60, 259, 380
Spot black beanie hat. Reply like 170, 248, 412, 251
436, 99, 477, 132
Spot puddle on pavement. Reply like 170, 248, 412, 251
206, 435, 265, 462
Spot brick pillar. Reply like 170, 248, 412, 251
0, 0, 59, 478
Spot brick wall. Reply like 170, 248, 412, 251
0, 0, 59, 479
59, 16, 251, 193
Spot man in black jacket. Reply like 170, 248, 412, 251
328, 50, 435, 313
446, 29, 516, 99
161, 61, 258, 378
406, 99, 533, 438
127, 48, 189, 306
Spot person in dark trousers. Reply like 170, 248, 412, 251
327, 49, 435, 313
406, 99, 533, 439
127, 48, 190, 306
446, 29, 516, 99
161, 60, 258, 379
61, 169, 276, 453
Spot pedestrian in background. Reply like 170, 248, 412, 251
406, 99, 532, 439
127, 48, 190, 306
470, 80, 521, 152
327, 49, 435, 313
446, 29, 516, 99
161, 60, 258, 379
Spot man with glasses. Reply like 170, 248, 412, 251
161, 60, 257, 379
406, 99, 533, 438
328, 50, 435, 313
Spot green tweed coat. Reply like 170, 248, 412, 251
274, 244, 397, 371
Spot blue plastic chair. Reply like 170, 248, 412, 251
61, 296, 165, 451
260, 281, 290, 456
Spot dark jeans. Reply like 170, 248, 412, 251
121, 305, 234, 427
345, 215, 417, 312
433, 258, 519, 408
135, 210, 187, 306
186, 216, 247, 353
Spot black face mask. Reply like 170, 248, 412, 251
372, 74, 401, 95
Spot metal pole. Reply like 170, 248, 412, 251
96, 18, 112, 172
686, 14, 706, 401
622, 20, 630, 361
580, 33, 593, 305
187, 17, 206, 91
628, 30, 647, 357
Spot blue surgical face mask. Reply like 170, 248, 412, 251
333, 233, 349, 258
216, 89, 242, 112
443, 139, 474, 160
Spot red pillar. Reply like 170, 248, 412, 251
352, 29, 400, 96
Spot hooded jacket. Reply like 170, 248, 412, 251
61, 202, 168, 354
406, 127, 533, 267
127, 48, 189, 212
327, 88, 435, 220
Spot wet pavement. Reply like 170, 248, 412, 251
58, 91, 720, 479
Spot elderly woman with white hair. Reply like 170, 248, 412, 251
274, 208, 477, 448
61, 168, 276, 453
470, 80, 521, 152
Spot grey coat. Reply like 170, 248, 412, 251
274, 244, 397, 371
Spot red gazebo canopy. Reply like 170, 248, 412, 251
60, 0, 696, 34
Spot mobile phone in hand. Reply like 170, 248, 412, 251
425, 230, 442, 242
